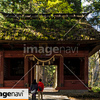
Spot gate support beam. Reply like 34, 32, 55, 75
24, 57, 29, 87
0, 51, 4, 87
84, 51, 88, 86
59, 56, 64, 87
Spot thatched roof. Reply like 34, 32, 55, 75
0, 12, 100, 41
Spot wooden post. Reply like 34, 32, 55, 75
80, 58, 84, 80
84, 55, 88, 86
31, 61, 32, 84
36, 65, 39, 83
24, 56, 29, 87
54, 66, 57, 88
34, 64, 36, 79
43, 66, 45, 84
55, 58, 59, 87
59, 56, 64, 87
0, 51, 4, 87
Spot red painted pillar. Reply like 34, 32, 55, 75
24, 56, 29, 87
84, 52, 88, 86
31, 61, 33, 84
0, 51, 4, 87
59, 56, 64, 87
55, 58, 59, 87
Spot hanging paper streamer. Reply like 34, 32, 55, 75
26, 54, 63, 66
53, 57, 55, 61
48, 61, 50, 65
33, 57, 35, 61
42, 62, 44, 66
37, 61, 39, 64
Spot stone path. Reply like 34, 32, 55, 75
29, 87, 69, 100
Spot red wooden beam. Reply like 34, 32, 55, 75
0, 51, 4, 87
59, 56, 64, 87
24, 56, 29, 87
84, 52, 88, 85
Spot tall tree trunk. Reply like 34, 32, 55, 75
29, 0, 32, 13
91, 68, 94, 87
12, 1, 15, 12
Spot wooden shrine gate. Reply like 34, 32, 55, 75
0, 40, 94, 90
0, 50, 89, 90
26, 54, 62, 88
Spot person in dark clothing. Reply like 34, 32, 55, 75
30, 79, 38, 100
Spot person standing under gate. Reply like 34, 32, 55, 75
30, 79, 38, 100
38, 79, 44, 100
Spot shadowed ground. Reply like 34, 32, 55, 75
29, 87, 69, 100
29, 87, 100, 100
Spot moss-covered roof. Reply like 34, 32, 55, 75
0, 13, 100, 41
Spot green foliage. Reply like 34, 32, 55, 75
0, 0, 98, 40
32, 0, 82, 14
68, 0, 82, 13
92, 87, 100, 93
33, 0, 74, 14
0, 0, 82, 14
1, 12, 90, 40
44, 65, 56, 87
88, 52, 100, 87
83, 0, 100, 26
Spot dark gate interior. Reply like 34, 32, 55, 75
64, 57, 84, 80
4, 58, 24, 80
